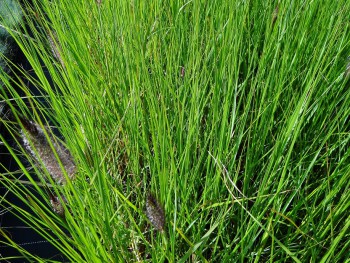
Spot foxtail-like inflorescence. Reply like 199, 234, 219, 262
145, 193, 165, 232
19, 116, 76, 184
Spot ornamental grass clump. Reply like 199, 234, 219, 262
1, 0, 350, 261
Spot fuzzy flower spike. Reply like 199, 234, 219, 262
145, 193, 165, 232
19, 115, 76, 185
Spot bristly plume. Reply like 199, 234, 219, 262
145, 193, 165, 232
19, 116, 76, 184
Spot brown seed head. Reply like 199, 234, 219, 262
145, 193, 165, 232
19, 117, 76, 184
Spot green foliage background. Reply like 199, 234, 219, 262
0, 0, 350, 262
